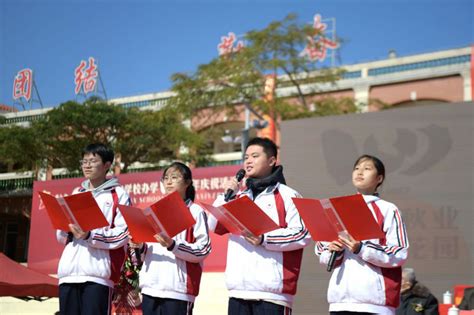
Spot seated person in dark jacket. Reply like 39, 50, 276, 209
396, 268, 439, 315
459, 287, 474, 310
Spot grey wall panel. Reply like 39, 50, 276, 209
280, 102, 474, 314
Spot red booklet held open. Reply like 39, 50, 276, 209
200, 195, 279, 236
119, 191, 196, 243
38, 191, 109, 232
292, 194, 385, 242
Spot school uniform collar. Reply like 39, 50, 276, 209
80, 177, 120, 196
185, 199, 193, 207
244, 165, 285, 198
361, 193, 381, 204
242, 182, 281, 195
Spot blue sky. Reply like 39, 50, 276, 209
1, 0, 472, 109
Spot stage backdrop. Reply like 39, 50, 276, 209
28, 164, 240, 274
281, 101, 473, 315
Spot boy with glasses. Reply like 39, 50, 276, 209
56, 143, 131, 315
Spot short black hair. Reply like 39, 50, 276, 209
245, 137, 278, 159
82, 143, 114, 164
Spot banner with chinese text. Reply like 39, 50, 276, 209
28, 165, 240, 274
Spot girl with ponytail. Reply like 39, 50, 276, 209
130, 162, 211, 315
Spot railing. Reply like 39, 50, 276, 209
0, 177, 35, 192
204, 159, 241, 166
52, 172, 82, 180
0, 157, 243, 192
342, 70, 362, 79
1, 114, 46, 125
117, 97, 171, 109
126, 166, 164, 173
368, 54, 470, 76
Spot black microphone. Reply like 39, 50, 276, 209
327, 251, 338, 272
224, 169, 246, 202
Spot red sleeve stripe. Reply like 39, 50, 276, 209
364, 242, 405, 255
92, 230, 129, 243
394, 209, 407, 248
266, 228, 308, 244
178, 242, 211, 256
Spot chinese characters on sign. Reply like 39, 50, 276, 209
13, 68, 33, 101
121, 176, 234, 206
123, 181, 161, 196
300, 14, 339, 62
402, 204, 460, 260
74, 57, 98, 95
218, 32, 244, 56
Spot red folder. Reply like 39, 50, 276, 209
200, 195, 279, 236
292, 194, 385, 242
119, 191, 196, 243
38, 191, 109, 232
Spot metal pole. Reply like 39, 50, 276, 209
332, 17, 336, 68
32, 80, 44, 109
241, 106, 250, 160
97, 63, 108, 101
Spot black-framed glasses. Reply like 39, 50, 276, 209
79, 159, 102, 167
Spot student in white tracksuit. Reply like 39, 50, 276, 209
316, 154, 409, 315
209, 137, 311, 315
130, 162, 211, 315
57, 143, 131, 315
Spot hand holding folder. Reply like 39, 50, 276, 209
119, 191, 196, 243
39, 191, 109, 232
200, 195, 279, 236
292, 194, 384, 242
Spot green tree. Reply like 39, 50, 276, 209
168, 13, 357, 131
34, 98, 128, 172
0, 124, 44, 174
33, 98, 205, 173
114, 106, 204, 172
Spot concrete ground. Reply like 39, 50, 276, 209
0, 272, 228, 315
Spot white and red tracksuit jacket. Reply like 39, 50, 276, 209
316, 194, 409, 315
139, 201, 211, 303
56, 178, 131, 288
209, 182, 311, 307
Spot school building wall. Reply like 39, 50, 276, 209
369, 75, 465, 107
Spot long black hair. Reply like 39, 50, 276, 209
162, 162, 196, 201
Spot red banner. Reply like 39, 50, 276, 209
28, 164, 241, 274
